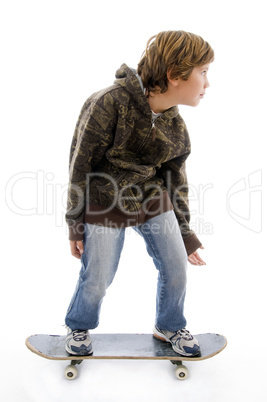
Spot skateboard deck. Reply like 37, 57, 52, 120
26, 333, 227, 380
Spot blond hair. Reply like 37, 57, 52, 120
137, 31, 214, 95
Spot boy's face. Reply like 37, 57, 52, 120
170, 64, 210, 107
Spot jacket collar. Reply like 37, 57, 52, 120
115, 64, 179, 121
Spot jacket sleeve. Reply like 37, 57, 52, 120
158, 153, 202, 255
66, 95, 117, 241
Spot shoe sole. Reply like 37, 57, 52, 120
153, 329, 200, 357
65, 344, 93, 356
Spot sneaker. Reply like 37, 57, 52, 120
65, 327, 93, 356
153, 326, 200, 357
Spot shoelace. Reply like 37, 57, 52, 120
72, 330, 88, 342
170, 329, 193, 343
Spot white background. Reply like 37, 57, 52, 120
1, 0, 266, 401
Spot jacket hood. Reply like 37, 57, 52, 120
114, 63, 179, 120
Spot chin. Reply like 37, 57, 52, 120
188, 102, 200, 108
181, 100, 200, 107
192, 99, 201, 107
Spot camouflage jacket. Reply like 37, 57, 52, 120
66, 64, 201, 255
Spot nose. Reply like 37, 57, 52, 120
204, 77, 210, 89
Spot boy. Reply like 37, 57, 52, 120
65, 30, 214, 357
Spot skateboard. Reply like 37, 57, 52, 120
25, 333, 227, 380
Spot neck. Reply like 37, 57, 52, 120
147, 86, 177, 113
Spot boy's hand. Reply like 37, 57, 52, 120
70, 240, 84, 259
188, 246, 206, 266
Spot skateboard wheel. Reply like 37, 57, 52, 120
64, 364, 78, 380
175, 365, 188, 380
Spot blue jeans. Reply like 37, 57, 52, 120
65, 210, 188, 332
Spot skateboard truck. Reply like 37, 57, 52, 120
64, 358, 189, 381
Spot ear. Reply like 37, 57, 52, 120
167, 69, 179, 87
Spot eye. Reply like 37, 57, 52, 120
201, 70, 207, 76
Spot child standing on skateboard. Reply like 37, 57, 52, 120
64, 30, 214, 357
